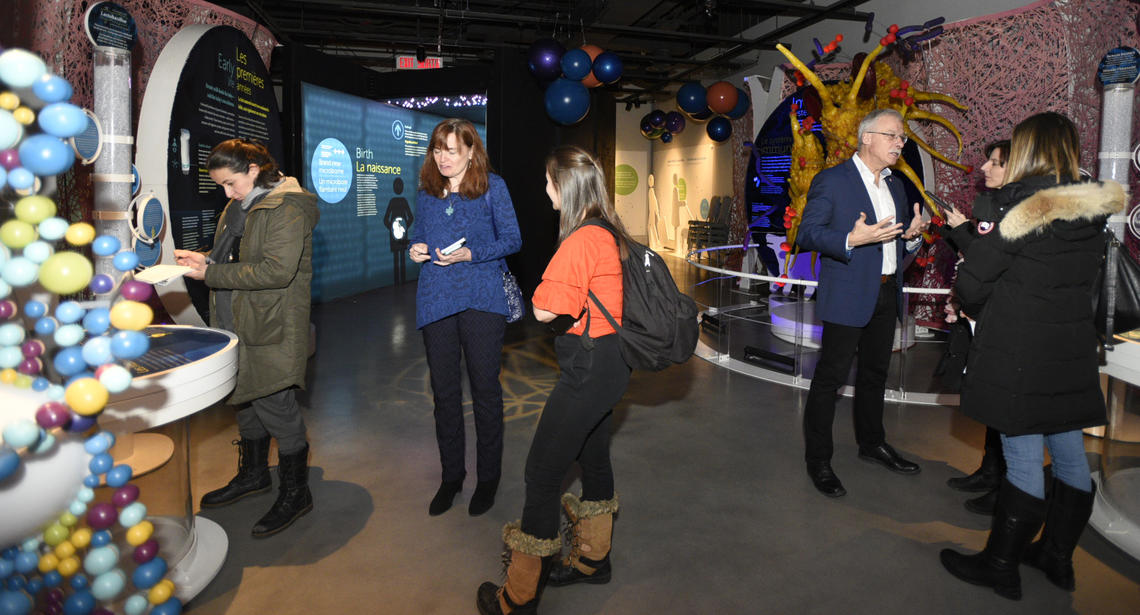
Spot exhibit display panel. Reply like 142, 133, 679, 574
1092, 341, 1140, 560
298, 83, 487, 302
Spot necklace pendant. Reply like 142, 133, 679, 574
445, 203, 454, 216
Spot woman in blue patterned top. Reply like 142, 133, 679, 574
408, 118, 521, 517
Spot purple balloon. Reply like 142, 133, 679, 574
0, 299, 14, 319
86, 502, 118, 530
664, 111, 686, 134
120, 280, 153, 302
113, 484, 140, 508
0, 149, 19, 171
88, 274, 114, 295
67, 412, 97, 433
132, 538, 158, 564
528, 38, 565, 82
35, 401, 71, 429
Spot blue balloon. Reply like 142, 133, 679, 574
82, 308, 111, 335
110, 330, 149, 360
0, 450, 18, 482
0, 112, 19, 152
88, 452, 113, 475
544, 78, 591, 125
33, 73, 73, 103
149, 598, 183, 615
17, 134, 73, 177
661, 131, 673, 144
706, 116, 732, 142
12, 552, 35, 575
68, 573, 89, 590
90, 530, 112, 548
0, 590, 31, 615
677, 82, 708, 115
725, 87, 750, 119
591, 51, 623, 84
81, 335, 112, 367
62, 589, 95, 615
560, 48, 592, 81
53, 346, 86, 376
56, 301, 84, 324
91, 235, 120, 257
24, 300, 47, 318
31, 377, 49, 391
6, 167, 33, 190
687, 107, 713, 122
527, 38, 565, 82
43, 570, 62, 587
37, 103, 87, 139
131, 557, 167, 590
112, 251, 139, 272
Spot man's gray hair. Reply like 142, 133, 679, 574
856, 108, 905, 146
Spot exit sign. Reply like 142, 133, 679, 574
396, 55, 443, 70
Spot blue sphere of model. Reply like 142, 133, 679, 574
647, 110, 666, 128
17, 134, 74, 176
661, 131, 673, 144
676, 82, 708, 115
726, 87, 751, 120
591, 52, 623, 84
37, 103, 87, 139
33, 73, 73, 104
544, 78, 590, 125
527, 38, 564, 82
559, 49, 592, 81
706, 116, 732, 142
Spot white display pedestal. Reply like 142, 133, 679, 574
1091, 338, 1140, 561
102, 325, 239, 603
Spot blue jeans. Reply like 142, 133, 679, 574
1000, 430, 1091, 498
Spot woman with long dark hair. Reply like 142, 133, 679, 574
477, 145, 633, 615
940, 112, 1125, 599
175, 138, 320, 538
408, 118, 521, 517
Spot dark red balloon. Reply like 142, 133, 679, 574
113, 484, 140, 508
0, 149, 19, 170
86, 502, 118, 530
705, 81, 739, 115
133, 538, 159, 564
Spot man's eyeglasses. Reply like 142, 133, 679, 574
867, 131, 908, 145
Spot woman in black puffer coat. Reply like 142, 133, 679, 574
940, 112, 1125, 601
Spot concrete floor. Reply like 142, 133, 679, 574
182, 262, 1140, 615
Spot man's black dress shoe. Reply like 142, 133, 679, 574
858, 443, 921, 475
806, 461, 847, 497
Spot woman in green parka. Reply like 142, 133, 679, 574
175, 138, 320, 538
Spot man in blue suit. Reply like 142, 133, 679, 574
795, 108, 927, 497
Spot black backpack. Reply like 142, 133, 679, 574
580, 219, 699, 371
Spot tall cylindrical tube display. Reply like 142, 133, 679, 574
92, 46, 133, 287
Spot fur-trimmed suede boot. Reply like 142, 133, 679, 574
1022, 478, 1096, 591
200, 437, 271, 508
476, 522, 562, 615
548, 493, 619, 586
251, 443, 313, 538
940, 479, 1046, 600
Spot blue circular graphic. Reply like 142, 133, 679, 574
310, 137, 352, 203
392, 120, 405, 140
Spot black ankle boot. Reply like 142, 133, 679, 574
252, 444, 313, 538
940, 480, 1045, 600
469, 478, 499, 517
430, 479, 464, 516
1022, 478, 1096, 591
200, 437, 272, 508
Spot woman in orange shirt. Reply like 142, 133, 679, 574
477, 146, 633, 615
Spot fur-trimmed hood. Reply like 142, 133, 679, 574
999, 179, 1126, 240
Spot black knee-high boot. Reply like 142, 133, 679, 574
940, 479, 1046, 600
1022, 478, 1095, 591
